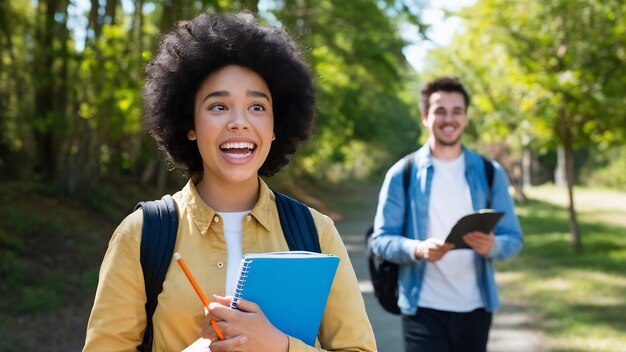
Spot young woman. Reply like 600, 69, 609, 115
83, 11, 376, 352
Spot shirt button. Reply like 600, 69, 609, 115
217, 262, 224, 269
246, 215, 252, 222
213, 216, 220, 223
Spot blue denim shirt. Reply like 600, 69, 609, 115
370, 144, 523, 315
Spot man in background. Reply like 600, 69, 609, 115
370, 76, 523, 352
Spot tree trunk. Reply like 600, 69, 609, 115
554, 146, 566, 187
510, 160, 527, 203
159, 0, 184, 33
104, 0, 119, 25
131, 0, 144, 65
522, 143, 532, 187
564, 143, 581, 251
141, 154, 158, 186
560, 106, 582, 251
88, 0, 103, 39
55, 0, 73, 191
33, 0, 60, 181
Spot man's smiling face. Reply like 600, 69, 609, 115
422, 91, 468, 148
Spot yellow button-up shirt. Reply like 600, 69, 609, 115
84, 179, 376, 351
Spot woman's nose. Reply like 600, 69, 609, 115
227, 109, 250, 130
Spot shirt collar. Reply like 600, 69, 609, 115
181, 178, 273, 236
418, 143, 470, 169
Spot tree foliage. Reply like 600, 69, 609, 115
270, 0, 423, 180
0, 0, 425, 192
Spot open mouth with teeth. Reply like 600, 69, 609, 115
219, 142, 256, 159
439, 124, 458, 135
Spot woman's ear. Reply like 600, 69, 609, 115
188, 130, 197, 141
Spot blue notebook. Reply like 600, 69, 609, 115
230, 251, 340, 346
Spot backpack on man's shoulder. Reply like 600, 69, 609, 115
134, 191, 319, 352
365, 154, 495, 315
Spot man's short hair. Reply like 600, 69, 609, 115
420, 76, 471, 113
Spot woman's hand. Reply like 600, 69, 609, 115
202, 295, 289, 352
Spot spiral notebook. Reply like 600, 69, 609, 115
230, 251, 340, 346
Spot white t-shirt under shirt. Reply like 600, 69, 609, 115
417, 154, 485, 312
217, 211, 249, 296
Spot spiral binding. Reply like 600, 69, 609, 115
230, 259, 252, 309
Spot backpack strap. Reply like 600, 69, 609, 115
135, 195, 178, 352
274, 191, 321, 253
401, 153, 415, 234
481, 156, 495, 208
402, 154, 414, 191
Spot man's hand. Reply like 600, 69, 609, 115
463, 231, 494, 256
415, 238, 454, 262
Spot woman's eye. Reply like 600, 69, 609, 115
209, 104, 227, 111
250, 104, 265, 112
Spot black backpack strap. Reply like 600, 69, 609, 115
402, 153, 415, 231
481, 156, 495, 208
274, 191, 320, 253
134, 195, 178, 352
402, 153, 414, 190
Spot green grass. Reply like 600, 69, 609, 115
496, 185, 626, 352
0, 178, 176, 315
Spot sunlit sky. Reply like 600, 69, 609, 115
402, 0, 476, 71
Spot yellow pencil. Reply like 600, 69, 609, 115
173, 252, 225, 340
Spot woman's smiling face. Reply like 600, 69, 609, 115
191, 65, 274, 185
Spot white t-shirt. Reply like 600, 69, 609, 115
417, 154, 484, 312
217, 211, 249, 296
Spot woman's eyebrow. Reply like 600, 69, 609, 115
202, 90, 270, 102
202, 90, 229, 102
246, 90, 271, 101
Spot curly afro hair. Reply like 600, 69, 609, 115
143, 11, 316, 177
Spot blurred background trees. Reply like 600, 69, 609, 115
1, 0, 625, 248
0, 0, 425, 193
